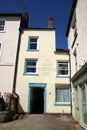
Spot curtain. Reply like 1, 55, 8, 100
56, 86, 70, 103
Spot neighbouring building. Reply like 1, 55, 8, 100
16, 17, 71, 114
0, 12, 29, 96
66, 0, 87, 129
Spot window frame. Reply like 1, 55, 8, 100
0, 19, 6, 32
28, 37, 39, 50
25, 59, 38, 74
0, 43, 3, 60
55, 84, 70, 105
57, 61, 69, 77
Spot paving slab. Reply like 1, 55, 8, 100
0, 114, 84, 130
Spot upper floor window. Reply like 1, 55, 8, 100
25, 59, 38, 74
0, 20, 5, 32
28, 37, 38, 50
57, 61, 69, 76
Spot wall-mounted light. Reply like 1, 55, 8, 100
76, 43, 79, 46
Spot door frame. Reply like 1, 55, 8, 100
28, 83, 46, 113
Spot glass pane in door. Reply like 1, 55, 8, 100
81, 84, 87, 124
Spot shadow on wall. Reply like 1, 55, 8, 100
18, 98, 25, 114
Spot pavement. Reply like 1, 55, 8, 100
0, 114, 84, 130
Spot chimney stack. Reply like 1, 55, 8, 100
48, 16, 53, 28
22, 11, 29, 29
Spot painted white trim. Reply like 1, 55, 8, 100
55, 102, 70, 105
0, 42, 3, 60
25, 59, 38, 74
57, 61, 70, 76
55, 84, 71, 104
28, 36, 39, 50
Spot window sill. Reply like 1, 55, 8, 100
23, 73, 39, 76
0, 31, 5, 33
56, 75, 70, 78
27, 49, 39, 52
54, 103, 71, 106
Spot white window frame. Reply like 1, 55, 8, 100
25, 59, 38, 74
57, 61, 69, 76
28, 37, 39, 50
0, 43, 3, 60
0, 19, 6, 32
55, 85, 70, 105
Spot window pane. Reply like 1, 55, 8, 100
58, 70, 68, 75
0, 20, 5, 31
30, 44, 37, 49
59, 63, 68, 69
26, 68, 36, 73
30, 38, 37, 43
25, 60, 37, 73
29, 37, 38, 50
58, 62, 69, 75
26, 61, 36, 66
56, 86, 70, 103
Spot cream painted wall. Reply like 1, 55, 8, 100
16, 29, 70, 113
68, 0, 87, 78
67, 0, 87, 127
0, 16, 21, 94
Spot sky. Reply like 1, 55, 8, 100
0, 0, 73, 49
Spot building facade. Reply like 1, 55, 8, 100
15, 28, 71, 114
0, 14, 22, 95
66, 0, 87, 129
0, 12, 29, 97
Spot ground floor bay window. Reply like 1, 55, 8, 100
73, 83, 87, 129
72, 63, 87, 129
55, 85, 70, 105
81, 84, 87, 124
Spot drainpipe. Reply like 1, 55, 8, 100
12, 12, 29, 113
13, 24, 22, 93
69, 50, 72, 116
12, 16, 23, 113
13, 11, 29, 93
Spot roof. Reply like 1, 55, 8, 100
23, 28, 55, 31
54, 48, 69, 54
66, 0, 78, 37
0, 13, 22, 17
72, 62, 87, 82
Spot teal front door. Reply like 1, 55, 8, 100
28, 83, 46, 114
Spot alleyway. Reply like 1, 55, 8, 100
0, 114, 84, 130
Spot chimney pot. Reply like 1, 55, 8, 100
48, 16, 53, 28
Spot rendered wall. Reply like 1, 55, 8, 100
68, 0, 87, 77
67, 0, 87, 129
0, 16, 21, 94
16, 29, 70, 113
